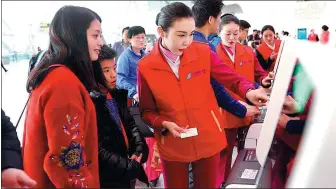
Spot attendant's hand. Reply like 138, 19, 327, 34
270, 51, 278, 60
262, 71, 275, 87
239, 101, 260, 117
246, 88, 270, 106
162, 121, 187, 138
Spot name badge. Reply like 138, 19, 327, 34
180, 128, 198, 139
187, 73, 192, 80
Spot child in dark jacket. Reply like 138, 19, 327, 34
91, 45, 149, 188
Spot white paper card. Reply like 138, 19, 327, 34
241, 169, 258, 180
180, 128, 198, 139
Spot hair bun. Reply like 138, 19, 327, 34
220, 13, 234, 18
155, 12, 161, 26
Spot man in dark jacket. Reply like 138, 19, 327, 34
1, 109, 36, 188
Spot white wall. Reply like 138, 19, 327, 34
2, 1, 335, 51
225, 1, 297, 34
2, 1, 160, 49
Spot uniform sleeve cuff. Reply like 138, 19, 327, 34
152, 116, 168, 128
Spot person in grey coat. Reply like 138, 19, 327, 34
112, 26, 131, 62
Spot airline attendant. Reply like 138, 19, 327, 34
137, 2, 269, 188
215, 14, 274, 182
307, 29, 319, 42
320, 25, 330, 45
256, 25, 282, 72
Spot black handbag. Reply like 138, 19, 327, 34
129, 100, 154, 138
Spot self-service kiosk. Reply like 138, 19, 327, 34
224, 39, 299, 188
225, 39, 336, 188
243, 40, 285, 150
285, 39, 336, 188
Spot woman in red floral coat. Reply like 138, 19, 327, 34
23, 6, 103, 188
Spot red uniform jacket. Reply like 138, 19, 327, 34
320, 31, 330, 44
137, 39, 254, 162
308, 34, 318, 42
216, 42, 268, 128
22, 66, 99, 188
256, 40, 282, 72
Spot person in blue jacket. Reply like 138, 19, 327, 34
117, 26, 146, 100
191, 0, 259, 119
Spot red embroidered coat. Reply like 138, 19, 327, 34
22, 66, 100, 188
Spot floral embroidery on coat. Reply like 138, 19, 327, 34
68, 172, 89, 188
58, 141, 84, 170
63, 114, 80, 139
54, 114, 89, 188
51, 115, 83, 168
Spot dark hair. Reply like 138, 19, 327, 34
27, 5, 102, 92
219, 13, 240, 31
261, 25, 275, 35
251, 41, 260, 49
283, 31, 289, 36
253, 29, 257, 32
127, 26, 146, 39
122, 26, 130, 34
192, 0, 224, 27
98, 44, 117, 62
239, 20, 251, 30
92, 45, 117, 89
156, 2, 194, 32
322, 25, 329, 31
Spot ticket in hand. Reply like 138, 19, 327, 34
180, 128, 198, 139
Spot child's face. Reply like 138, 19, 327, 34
100, 58, 117, 89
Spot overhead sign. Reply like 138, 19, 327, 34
40, 22, 50, 32
295, 1, 326, 20
297, 28, 307, 40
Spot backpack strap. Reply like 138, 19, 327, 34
15, 95, 31, 129
15, 64, 63, 129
